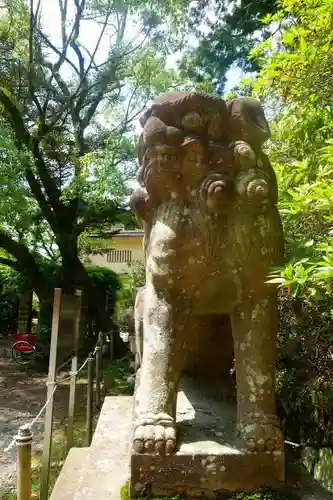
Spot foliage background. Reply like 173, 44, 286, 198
245, 0, 333, 457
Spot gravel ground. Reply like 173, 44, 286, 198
0, 347, 87, 497
0, 353, 47, 496
0, 333, 131, 497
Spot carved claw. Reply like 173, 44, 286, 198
246, 179, 269, 200
233, 140, 256, 168
200, 173, 231, 212
133, 413, 176, 456
236, 173, 270, 206
238, 414, 284, 454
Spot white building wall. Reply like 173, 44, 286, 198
88, 246, 144, 274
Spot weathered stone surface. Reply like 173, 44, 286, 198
71, 396, 132, 500
129, 91, 285, 494
48, 395, 331, 500
49, 447, 88, 500
130, 378, 284, 497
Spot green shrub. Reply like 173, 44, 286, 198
116, 262, 145, 321
0, 266, 29, 337
276, 289, 333, 449
0, 292, 18, 336
85, 264, 121, 317
33, 262, 122, 356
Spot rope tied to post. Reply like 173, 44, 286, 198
15, 425, 33, 448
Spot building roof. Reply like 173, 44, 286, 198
89, 229, 144, 239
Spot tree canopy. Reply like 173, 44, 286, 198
1, 0, 333, 455
0, 0, 203, 352
179, 0, 279, 94
244, 0, 333, 453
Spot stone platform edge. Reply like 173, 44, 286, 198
130, 450, 285, 497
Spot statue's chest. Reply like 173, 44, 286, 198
146, 203, 233, 278
146, 203, 257, 277
148, 203, 215, 256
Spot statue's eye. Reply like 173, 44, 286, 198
247, 106, 269, 133
181, 111, 203, 132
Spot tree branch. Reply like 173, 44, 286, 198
24, 164, 58, 230
80, 83, 110, 130
0, 230, 47, 294
71, 2, 112, 136
70, 0, 86, 78
58, 0, 68, 47
37, 30, 80, 77
0, 257, 20, 271
0, 89, 31, 144
29, 0, 44, 118
0, 89, 61, 219
116, 6, 128, 44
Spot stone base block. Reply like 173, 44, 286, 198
130, 451, 284, 497
130, 378, 285, 497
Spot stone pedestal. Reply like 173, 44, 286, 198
130, 379, 284, 498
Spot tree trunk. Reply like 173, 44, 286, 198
56, 231, 128, 357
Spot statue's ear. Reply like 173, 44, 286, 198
227, 97, 270, 148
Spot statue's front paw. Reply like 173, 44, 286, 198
238, 414, 284, 453
133, 413, 176, 456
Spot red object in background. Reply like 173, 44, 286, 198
14, 332, 36, 351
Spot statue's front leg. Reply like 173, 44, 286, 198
133, 286, 145, 371
231, 292, 284, 454
133, 283, 185, 456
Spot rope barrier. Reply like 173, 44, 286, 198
4, 342, 99, 453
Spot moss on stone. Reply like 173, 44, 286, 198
229, 489, 299, 500
120, 481, 180, 500
120, 483, 299, 500
120, 481, 131, 500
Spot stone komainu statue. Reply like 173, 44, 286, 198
130, 92, 284, 457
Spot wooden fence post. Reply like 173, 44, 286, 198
40, 288, 62, 500
86, 352, 94, 446
100, 332, 104, 391
67, 355, 77, 453
95, 332, 103, 410
109, 332, 114, 361
16, 424, 33, 500
99, 331, 104, 361
67, 289, 82, 452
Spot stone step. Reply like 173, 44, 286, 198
48, 390, 331, 500
71, 395, 133, 500
49, 447, 89, 500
